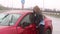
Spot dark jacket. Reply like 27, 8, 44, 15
34, 13, 43, 26
30, 12, 43, 26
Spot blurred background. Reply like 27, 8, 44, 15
0, 0, 60, 34
0, 0, 60, 17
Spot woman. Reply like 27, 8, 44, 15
33, 6, 45, 34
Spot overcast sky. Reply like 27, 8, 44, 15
0, 0, 60, 10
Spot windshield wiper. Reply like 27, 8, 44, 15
2, 14, 9, 20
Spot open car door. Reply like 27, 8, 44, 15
17, 14, 37, 34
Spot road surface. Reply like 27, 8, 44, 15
45, 15, 60, 34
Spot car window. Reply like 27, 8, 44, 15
0, 14, 21, 26
19, 14, 32, 27
0, 14, 9, 22
0, 14, 10, 26
9, 14, 21, 25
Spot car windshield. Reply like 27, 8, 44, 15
0, 13, 21, 26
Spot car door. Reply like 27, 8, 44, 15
17, 13, 37, 34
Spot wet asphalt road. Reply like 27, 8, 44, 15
45, 15, 60, 34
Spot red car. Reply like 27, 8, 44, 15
0, 10, 53, 34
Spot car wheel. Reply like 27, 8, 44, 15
45, 29, 52, 34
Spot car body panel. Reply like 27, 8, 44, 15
0, 26, 17, 34
44, 17, 53, 31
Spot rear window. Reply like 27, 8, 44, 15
0, 13, 21, 26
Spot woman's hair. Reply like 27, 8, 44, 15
33, 6, 42, 14
33, 6, 40, 12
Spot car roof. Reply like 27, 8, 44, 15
2, 10, 33, 15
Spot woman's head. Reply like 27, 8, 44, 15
33, 6, 40, 13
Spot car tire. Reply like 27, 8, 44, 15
45, 29, 52, 34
